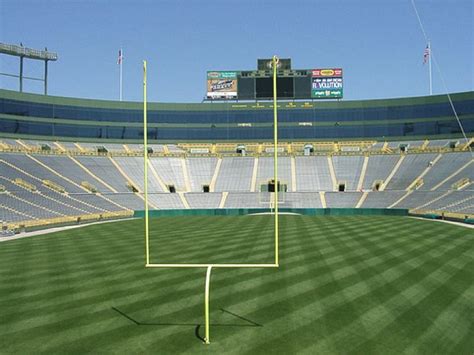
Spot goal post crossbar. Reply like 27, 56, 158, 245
146, 263, 279, 268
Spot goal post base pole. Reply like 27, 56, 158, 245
204, 265, 212, 344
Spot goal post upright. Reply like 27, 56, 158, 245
272, 55, 279, 267
143, 60, 150, 266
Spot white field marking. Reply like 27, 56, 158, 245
146, 263, 279, 268
0, 218, 137, 243
409, 216, 474, 229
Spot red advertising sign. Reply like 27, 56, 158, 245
312, 68, 343, 77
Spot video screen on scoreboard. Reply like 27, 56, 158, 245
206, 71, 238, 100
255, 77, 294, 99
311, 68, 343, 99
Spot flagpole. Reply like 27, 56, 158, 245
119, 48, 123, 101
428, 40, 432, 95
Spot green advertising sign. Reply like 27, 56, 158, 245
311, 77, 343, 99
207, 71, 237, 79
312, 88, 343, 99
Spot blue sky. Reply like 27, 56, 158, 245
0, 0, 472, 103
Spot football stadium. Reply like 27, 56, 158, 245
1, 2, 473, 354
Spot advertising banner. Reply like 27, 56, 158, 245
311, 68, 343, 77
311, 68, 343, 99
206, 71, 238, 99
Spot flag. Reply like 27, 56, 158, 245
423, 45, 430, 64
117, 49, 123, 65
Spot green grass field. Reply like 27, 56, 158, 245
0, 215, 473, 354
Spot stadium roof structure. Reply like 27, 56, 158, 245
0, 43, 58, 95
0, 42, 58, 61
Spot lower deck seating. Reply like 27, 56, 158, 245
1, 150, 473, 224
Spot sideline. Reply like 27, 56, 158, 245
409, 216, 474, 229
0, 218, 137, 243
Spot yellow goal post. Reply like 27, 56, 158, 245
142, 56, 281, 344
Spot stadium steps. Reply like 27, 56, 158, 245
147, 160, 168, 192
26, 154, 90, 193
53, 142, 66, 152
355, 191, 369, 208
357, 156, 369, 191
181, 158, 191, 192
380, 155, 405, 191
291, 156, 297, 192
209, 158, 222, 192
406, 153, 442, 191
219, 192, 228, 208
388, 189, 413, 208
68, 156, 118, 193
114, 156, 164, 193
421, 139, 430, 150
431, 159, 473, 191
73, 143, 85, 152
461, 138, 474, 150
319, 191, 327, 208
327, 156, 337, 191
149, 157, 187, 192
178, 192, 190, 209
109, 157, 141, 192
382, 142, 392, 153
250, 157, 258, 192
16, 140, 30, 150
109, 157, 158, 209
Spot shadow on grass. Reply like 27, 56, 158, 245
112, 307, 262, 342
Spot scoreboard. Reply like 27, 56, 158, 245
206, 59, 343, 100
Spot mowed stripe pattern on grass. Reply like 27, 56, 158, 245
0, 216, 472, 354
